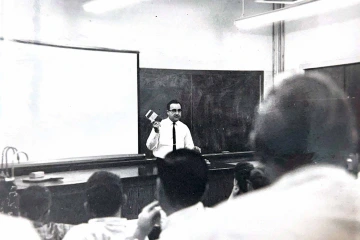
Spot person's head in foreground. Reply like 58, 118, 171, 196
85, 171, 125, 218
20, 185, 52, 224
63, 171, 139, 240
156, 149, 208, 216
250, 72, 358, 182
20, 179, 73, 240
229, 162, 269, 199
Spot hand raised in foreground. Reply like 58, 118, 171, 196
228, 183, 240, 200
131, 201, 161, 240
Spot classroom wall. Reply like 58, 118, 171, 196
1, 0, 273, 82
284, 3, 360, 71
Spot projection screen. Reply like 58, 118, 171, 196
0, 40, 139, 162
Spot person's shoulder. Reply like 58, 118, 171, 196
63, 223, 90, 240
0, 214, 41, 240
177, 120, 190, 128
0, 213, 29, 225
274, 164, 356, 190
160, 118, 172, 126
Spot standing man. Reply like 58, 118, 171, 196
146, 100, 199, 159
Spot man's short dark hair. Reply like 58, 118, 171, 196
250, 73, 358, 168
233, 162, 269, 193
19, 186, 51, 221
249, 168, 270, 190
234, 162, 254, 193
86, 171, 124, 218
158, 149, 208, 207
167, 100, 182, 110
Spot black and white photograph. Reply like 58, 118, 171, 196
0, 0, 360, 239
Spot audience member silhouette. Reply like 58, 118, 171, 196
19, 185, 72, 240
133, 149, 208, 240
63, 171, 138, 240
228, 162, 269, 199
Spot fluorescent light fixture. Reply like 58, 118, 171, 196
256, 0, 308, 4
235, 0, 360, 30
83, 0, 150, 14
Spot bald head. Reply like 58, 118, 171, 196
251, 73, 357, 173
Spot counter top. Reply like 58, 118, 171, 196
15, 161, 234, 190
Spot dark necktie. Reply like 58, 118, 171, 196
172, 122, 176, 151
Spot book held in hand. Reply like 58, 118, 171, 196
145, 110, 162, 123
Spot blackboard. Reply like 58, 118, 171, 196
306, 65, 345, 90
306, 62, 360, 152
139, 69, 263, 157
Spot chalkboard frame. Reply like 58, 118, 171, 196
139, 68, 264, 156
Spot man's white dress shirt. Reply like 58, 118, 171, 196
146, 118, 194, 158
160, 202, 207, 239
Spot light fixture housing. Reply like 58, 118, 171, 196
235, 0, 360, 30
255, 0, 308, 4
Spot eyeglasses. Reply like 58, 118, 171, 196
169, 109, 182, 113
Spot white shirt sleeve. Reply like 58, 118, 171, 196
184, 126, 195, 150
146, 128, 160, 151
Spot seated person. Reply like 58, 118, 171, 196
228, 162, 269, 199
133, 149, 209, 240
63, 171, 137, 240
19, 185, 72, 240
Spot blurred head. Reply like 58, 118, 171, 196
233, 162, 269, 195
250, 73, 358, 181
86, 171, 124, 218
157, 149, 208, 210
167, 100, 182, 122
249, 168, 270, 190
233, 162, 254, 193
19, 186, 51, 222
